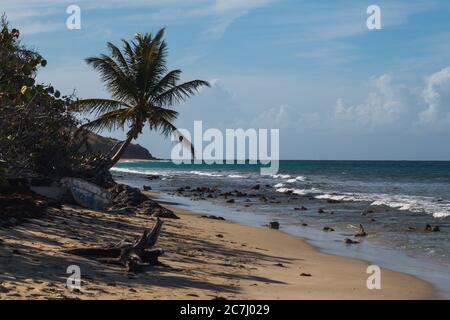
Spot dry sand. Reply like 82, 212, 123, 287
0, 198, 436, 300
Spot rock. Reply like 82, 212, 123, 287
143, 185, 152, 191
151, 208, 179, 219
301, 223, 308, 226
323, 226, 335, 232
216, 234, 224, 238
109, 184, 177, 219
201, 215, 226, 221
344, 238, 359, 244
274, 263, 285, 267
318, 208, 325, 213
425, 224, 440, 232
251, 184, 260, 190
268, 221, 280, 230
300, 273, 312, 277
226, 199, 235, 204
355, 224, 368, 237
234, 190, 247, 197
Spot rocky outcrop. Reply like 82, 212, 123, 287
108, 184, 179, 219
83, 132, 156, 160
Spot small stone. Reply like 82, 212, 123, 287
425, 224, 440, 232
226, 199, 235, 204
300, 273, 312, 277
344, 238, 359, 244
251, 184, 261, 190
268, 221, 280, 230
323, 226, 335, 232
355, 224, 368, 237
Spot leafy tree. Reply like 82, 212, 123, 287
74, 29, 209, 168
0, 17, 81, 179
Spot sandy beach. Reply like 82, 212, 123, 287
0, 192, 436, 300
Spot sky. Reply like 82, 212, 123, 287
3, 0, 450, 160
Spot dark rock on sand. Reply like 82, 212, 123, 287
226, 199, 235, 204
268, 221, 280, 230
300, 273, 312, 277
323, 226, 335, 232
201, 215, 226, 221
143, 185, 152, 191
151, 207, 179, 219
109, 184, 178, 218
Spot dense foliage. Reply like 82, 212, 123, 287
0, 18, 81, 179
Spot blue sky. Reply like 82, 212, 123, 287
4, 0, 450, 160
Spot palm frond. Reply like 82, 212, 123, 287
148, 69, 182, 101
155, 79, 210, 106
150, 118, 195, 158
85, 55, 137, 101
107, 42, 130, 74
78, 108, 133, 133
73, 99, 131, 116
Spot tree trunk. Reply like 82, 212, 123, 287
110, 135, 133, 166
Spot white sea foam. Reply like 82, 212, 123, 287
110, 167, 169, 176
189, 171, 224, 177
272, 174, 291, 179
315, 192, 450, 218
228, 174, 245, 179
275, 187, 320, 196
287, 176, 307, 183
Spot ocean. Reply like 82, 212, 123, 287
111, 160, 450, 296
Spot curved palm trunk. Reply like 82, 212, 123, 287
108, 121, 143, 168
109, 134, 134, 166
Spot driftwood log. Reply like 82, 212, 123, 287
65, 218, 164, 272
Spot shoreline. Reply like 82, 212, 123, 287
0, 190, 436, 299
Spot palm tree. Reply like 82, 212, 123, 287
74, 28, 209, 168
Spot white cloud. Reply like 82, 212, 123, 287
419, 67, 450, 127
334, 74, 407, 128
